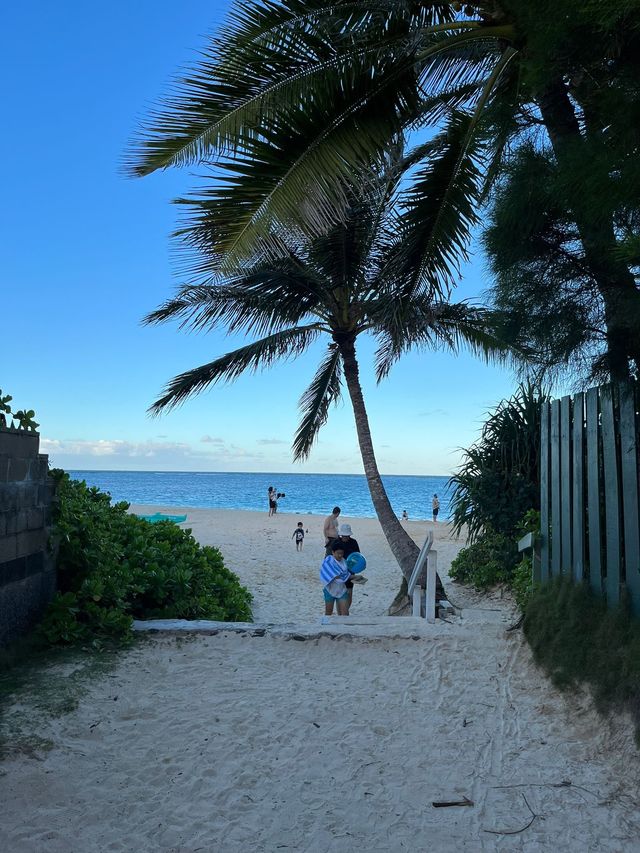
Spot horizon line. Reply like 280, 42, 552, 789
64, 467, 453, 479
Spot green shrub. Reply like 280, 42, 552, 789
511, 509, 541, 610
523, 577, 640, 742
449, 529, 517, 588
450, 509, 540, 606
40, 473, 252, 645
512, 555, 535, 611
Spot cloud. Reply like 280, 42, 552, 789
201, 435, 225, 444
40, 436, 266, 466
40, 438, 192, 458
256, 438, 288, 446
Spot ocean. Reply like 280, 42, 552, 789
67, 470, 453, 521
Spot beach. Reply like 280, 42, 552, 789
125, 505, 460, 623
2, 507, 640, 852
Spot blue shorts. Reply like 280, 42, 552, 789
323, 587, 349, 603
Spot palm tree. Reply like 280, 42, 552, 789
126, 1, 640, 380
146, 164, 512, 600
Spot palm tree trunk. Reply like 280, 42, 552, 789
335, 332, 445, 603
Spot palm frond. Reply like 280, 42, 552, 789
373, 301, 519, 381
144, 258, 332, 336
292, 344, 342, 460
125, 1, 521, 265
170, 75, 418, 262
385, 111, 483, 298
477, 56, 523, 203
150, 324, 321, 414
126, 1, 451, 177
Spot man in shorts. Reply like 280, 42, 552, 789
323, 506, 341, 555
432, 494, 440, 522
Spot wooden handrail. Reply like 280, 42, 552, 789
407, 530, 434, 596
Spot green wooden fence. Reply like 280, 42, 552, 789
540, 382, 640, 615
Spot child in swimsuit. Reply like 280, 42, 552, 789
292, 521, 305, 551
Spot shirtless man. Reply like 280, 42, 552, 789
323, 506, 341, 555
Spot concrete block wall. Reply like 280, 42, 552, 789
0, 429, 56, 645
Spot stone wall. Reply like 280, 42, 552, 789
0, 429, 56, 645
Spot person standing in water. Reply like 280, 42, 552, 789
432, 494, 440, 522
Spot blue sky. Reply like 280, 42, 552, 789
3, 1, 523, 476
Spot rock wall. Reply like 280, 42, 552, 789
0, 429, 56, 645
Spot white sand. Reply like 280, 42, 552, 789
2, 507, 640, 852
127, 506, 462, 623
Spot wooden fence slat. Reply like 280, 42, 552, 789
586, 387, 602, 596
572, 393, 585, 583
619, 383, 640, 616
550, 399, 562, 577
601, 386, 621, 606
540, 401, 550, 582
560, 395, 572, 573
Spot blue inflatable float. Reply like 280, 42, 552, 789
347, 552, 366, 574
136, 513, 187, 524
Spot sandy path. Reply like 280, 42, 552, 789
1, 510, 639, 852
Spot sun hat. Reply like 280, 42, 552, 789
339, 523, 352, 536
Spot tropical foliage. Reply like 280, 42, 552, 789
448, 381, 544, 597
145, 163, 513, 579
449, 508, 539, 599
40, 473, 252, 646
126, 0, 640, 381
484, 129, 640, 383
448, 384, 545, 541
448, 528, 515, 587
0, 387, 38, 431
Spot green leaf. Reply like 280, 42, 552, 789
149, 324, 322, 414
293, 344, 342, 460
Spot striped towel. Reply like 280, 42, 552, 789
320, 555, 349, 587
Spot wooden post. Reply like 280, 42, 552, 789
412, 586, 422, 618
540, 401, 550, 582
586, 387, 602, 596
550, 399, 562, 576
619, 383, 640, 616
560, 395, 572, 573
601, 386, 621, 606
572, 392, 585, 583
426, 551, 437, 624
